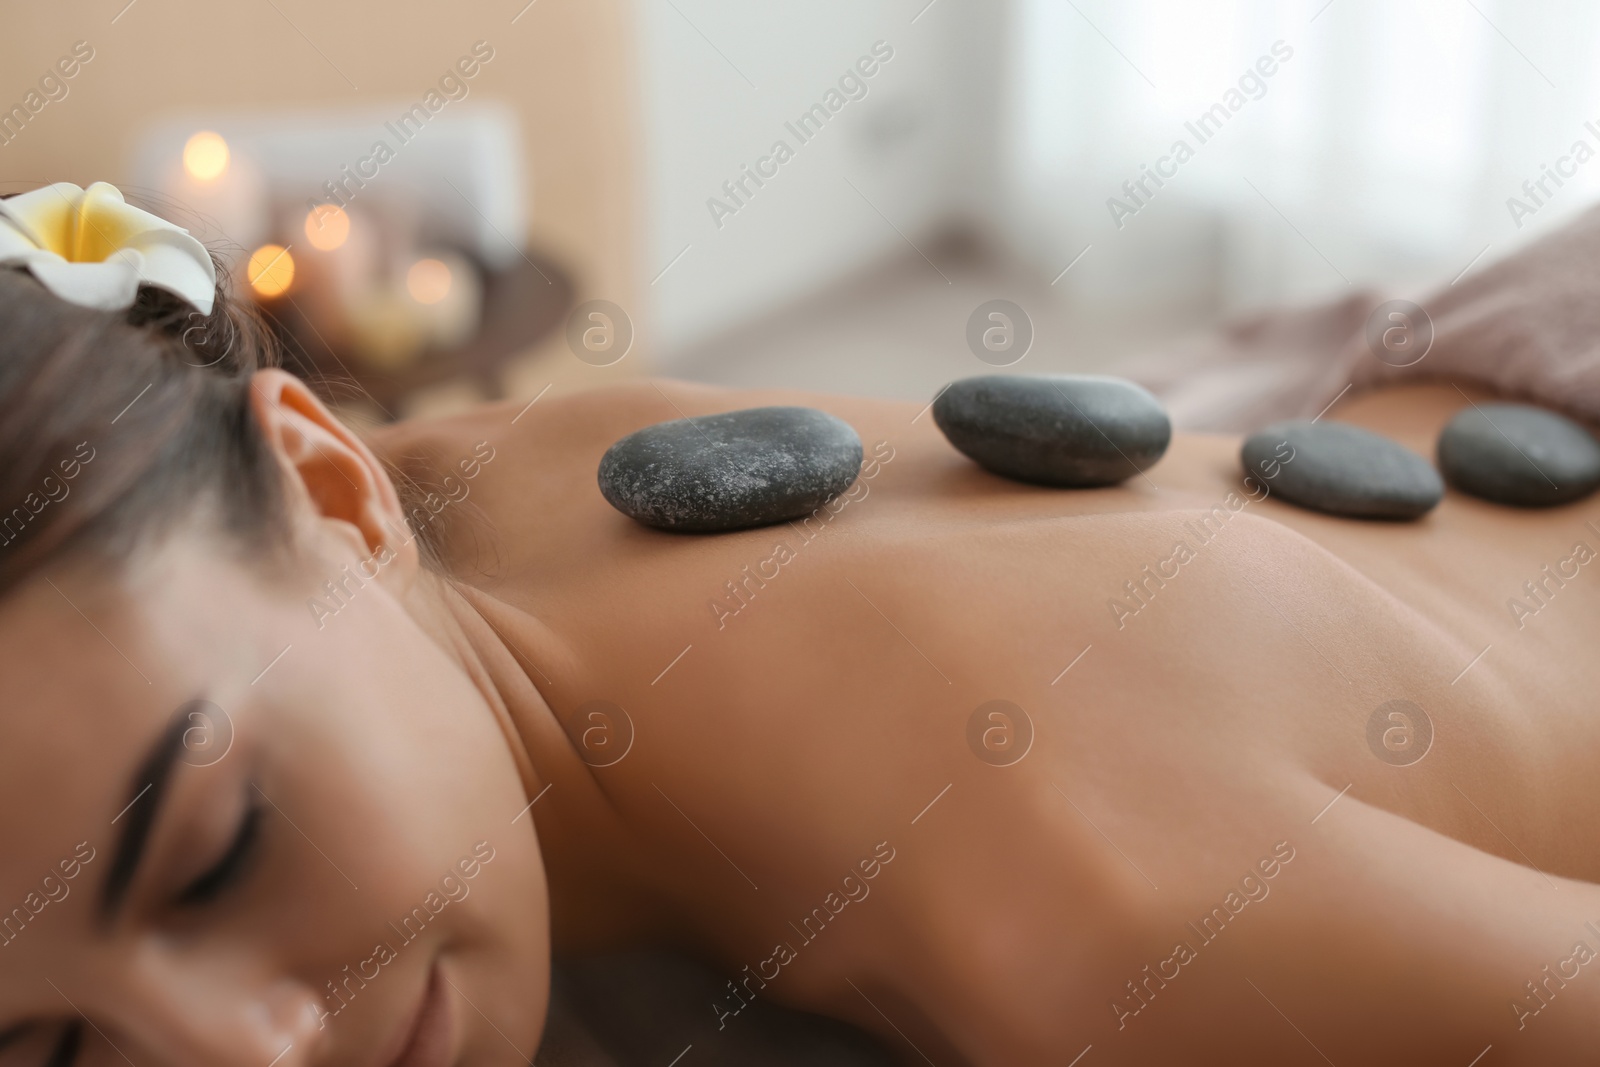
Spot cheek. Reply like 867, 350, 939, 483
282, 596, 532, 878
454, 824, 552, 1045
255, 586, 549, 1035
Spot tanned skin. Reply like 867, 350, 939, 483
378, 376, 1600, 1065
2, 374, 1594, 1065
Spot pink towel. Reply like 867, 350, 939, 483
1119, 203, 1600, 431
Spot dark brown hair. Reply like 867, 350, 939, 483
0, 260, 446, 601
0, 263, 298, 599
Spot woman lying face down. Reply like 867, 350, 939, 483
0, 269, 549, 1065
9, 213, 1600, 1065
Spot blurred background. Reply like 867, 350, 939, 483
2, 0, 1597, 421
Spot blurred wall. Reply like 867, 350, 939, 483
0, 0, 639, 371
999, 0, 1600, 326
637, 0, 1008, 361
14, 0, 1573, 388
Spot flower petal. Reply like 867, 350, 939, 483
0, 217, 43, 261
0, 181, 216, 313
17, 250, 142, 311
118, 230, 216, 315
69, 183, 161, 263
0, 182, 87, 253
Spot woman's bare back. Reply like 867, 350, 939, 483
376, 377, 1600, 1063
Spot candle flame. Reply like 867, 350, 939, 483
183, 131, 230, 182
407, 258, 453, 305
247, 244, 295, 298
305, 205, 350, 251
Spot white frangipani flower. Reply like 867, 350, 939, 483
0, 181, 216, 315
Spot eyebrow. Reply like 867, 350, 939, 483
98, 709, 195, 923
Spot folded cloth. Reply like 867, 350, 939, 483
1118, 202, 1600, 432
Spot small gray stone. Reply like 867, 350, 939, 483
1242, 420, 1442, 520
1437, 403, 1600, 507
931, 374, 1171, 487
598, 406, 863, 532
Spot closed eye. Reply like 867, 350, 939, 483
174, 792, 262, 908
9, 796, 261, 1066
0, 1020, 81, 1067
42, 1023, 81, 1067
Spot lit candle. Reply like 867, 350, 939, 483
405, 250, 482, 350
159, 130, 268, 250
246, 244, 295, 299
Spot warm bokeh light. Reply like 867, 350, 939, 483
247, 244, 295, 298
182, 131, 230, 182
406, 258, 453, 304
304, 204, 350, 251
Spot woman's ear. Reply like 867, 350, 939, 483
248, 369, 419, 590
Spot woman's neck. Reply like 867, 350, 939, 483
414, 571, 666, 951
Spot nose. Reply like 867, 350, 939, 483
102, 956, 328, 1067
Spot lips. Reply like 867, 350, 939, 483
380, 962, 454, 1067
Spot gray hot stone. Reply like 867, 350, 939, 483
1437, 402, 1600, 507
931, 374, 1171, 487
598, 406, 863, 532
1242, 420, 1442, 520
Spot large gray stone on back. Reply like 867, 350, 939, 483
1437, 402, 1600, 507
931, 374, 1172, 487
1242, 420, 1442, 520
598, 406, 863, 532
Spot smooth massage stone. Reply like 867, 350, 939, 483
1437, 403, 1600, 507
931, 374, 1171, 487
1242, 420, 1442, 520
598, 406, 862, 532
